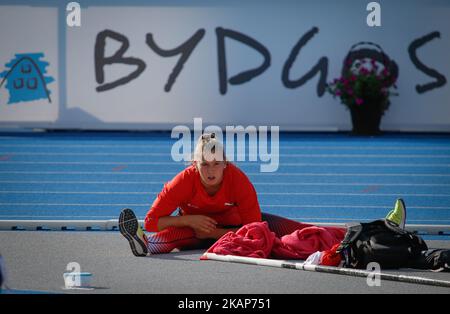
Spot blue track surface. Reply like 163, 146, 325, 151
1, 131, 450, 227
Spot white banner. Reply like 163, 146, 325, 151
1, 1, 450, 131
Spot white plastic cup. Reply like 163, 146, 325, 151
63, 272, 92, 289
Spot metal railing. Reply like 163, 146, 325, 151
0, 219, 449, 235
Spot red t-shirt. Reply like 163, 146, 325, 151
144, 163, 262, 232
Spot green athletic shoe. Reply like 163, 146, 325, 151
385, 198, 406, 230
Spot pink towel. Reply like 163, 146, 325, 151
205, 221, 345, 260
272, 226, 346, 259
206, 221, 275, 258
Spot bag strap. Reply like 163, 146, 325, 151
336, 222, 363, 253
383, 218, 409, 235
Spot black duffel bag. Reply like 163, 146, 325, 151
337, 219, 428, 269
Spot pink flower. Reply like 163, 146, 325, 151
335, 90, 342, 96
346, 89, 354, 95
355, 98, 364, 105
360, 67, 369, 75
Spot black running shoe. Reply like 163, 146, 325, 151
119, 208, 149, 257
410, 249, 450, 272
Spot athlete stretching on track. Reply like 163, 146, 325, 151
118, 133, 449, 272
118, 132, 344, 256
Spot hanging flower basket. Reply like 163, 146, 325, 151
327, 42, 399, 135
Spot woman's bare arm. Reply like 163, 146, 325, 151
157, 215, 217, 233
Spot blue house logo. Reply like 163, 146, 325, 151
0, 53, 55, 104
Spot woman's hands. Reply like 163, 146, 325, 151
193, 228, 216, 239
158, 214, 238, 240
182, 215, 218, 238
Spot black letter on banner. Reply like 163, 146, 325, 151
282, 27, 328, 96
408, 31, 447, 94
216, 27, 271, 95
95, 30, 146, 92
146, 29, 205, 92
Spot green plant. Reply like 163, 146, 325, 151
327, 58, 398, 112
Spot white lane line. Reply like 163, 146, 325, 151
250, 172, 450, 177
0, 215, 448, 223
1, 152, 450, 158
257, 145, 450, 150
1, 191, 450, 197
0, 152, 170, 156
0, 215, 116, 218
0, 191, 155, 195
0, 180, 164, 184
1, 170, 450, 177
285, 217, 450, 223
263, 204, 450, 209
0, 191, 154, 194
1, 143, 450, 150
263, 172, 450, 178
1, 180, 449, 187
0, 137, 28, 140
0, 161, 180, 165
0, 144, 172, 148
0, 171, 177, 175
259, 192, 450, 197
1, 161, 449, 167
254, 182, 450, 187
0, 203, 147, 206
0, 203, 449, 210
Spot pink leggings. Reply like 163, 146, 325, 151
146, 213, 345, 254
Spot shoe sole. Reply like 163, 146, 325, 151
438, 250, 450, 272
398, 198, 407, 230
119, 208, 148, 257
